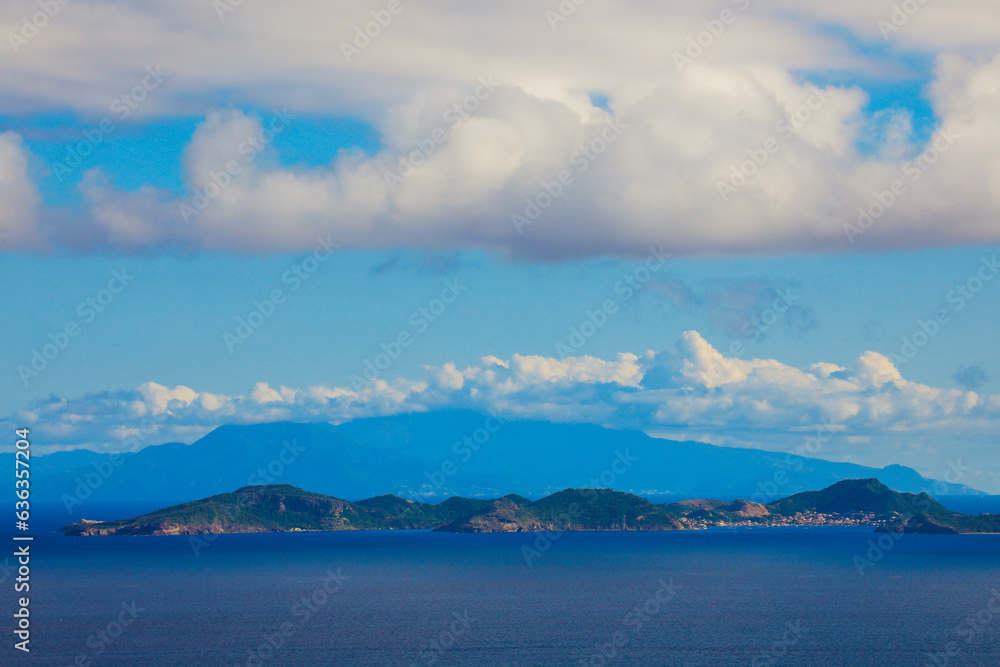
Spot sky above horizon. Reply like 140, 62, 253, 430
2, 1, 999, 491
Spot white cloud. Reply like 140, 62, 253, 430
136, 382, 198, 414
853, 351, 904, 388
249, 382, 283, 404
5, 331, 999, 488
1, 2, 1000, 257
0, 132, 42, 249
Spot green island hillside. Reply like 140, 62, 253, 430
59, 479, 1000, 537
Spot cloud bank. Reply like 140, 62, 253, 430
6, 331, 998, 488
1, 1, 1000, 258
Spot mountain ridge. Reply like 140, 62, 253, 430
12, 411, 985, 510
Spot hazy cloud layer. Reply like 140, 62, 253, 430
6, 331, 998, 488
2, 1, 1000, 258
953, 365, 990, 391
647, 277, 817, 339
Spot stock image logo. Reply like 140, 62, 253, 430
4, 1, 1000, 665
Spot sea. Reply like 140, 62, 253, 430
2, 498, 999, 667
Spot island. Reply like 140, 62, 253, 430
59, 478, 1000, 537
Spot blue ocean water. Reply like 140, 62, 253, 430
2, 507, 999, 666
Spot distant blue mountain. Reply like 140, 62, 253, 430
15, 410, 983, 511
30, 421, 429, 510
333, 410, 983, 499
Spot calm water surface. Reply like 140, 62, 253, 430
2, 507, 999, 666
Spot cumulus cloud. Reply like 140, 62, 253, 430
1, 1, 1000, 257
5, 332, 998, 487
0, 132, 42, 250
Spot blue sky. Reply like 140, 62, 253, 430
3, 246, 998, 410
8, 113, 381, 206
2, 0, 1000, 491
